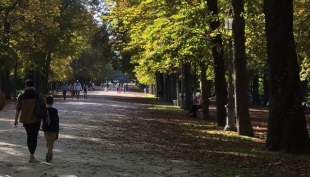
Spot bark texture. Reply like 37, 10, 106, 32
207, 0, 227, 126
200, 62, 210, 120
264, 0, 309, 153
232, 0, 253, 136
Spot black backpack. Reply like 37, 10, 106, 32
35, 93, 48, 120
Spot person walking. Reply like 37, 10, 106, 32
74, 80, 82, 99
61, 82, 68, 100
42, 95, 59, 162
116, 83, 120, 93
83, 84, 88, 99
14, 79, 50, 163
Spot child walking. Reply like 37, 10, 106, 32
42, 95, 59, 162
83, 84, 88, 99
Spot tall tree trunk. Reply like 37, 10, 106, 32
42, 51, 52, 94
3, 71, 11, 99
264, 0, 309, 153
165, 73, 171, 101
171, 73, 177, 100
159, 73, 164, 99
1, 2, 21, 99
184, 63, 192, 110
155, 71, 160, 97
252, 76, 260, 105
2, 10, 11, 99
200, 62, 210, 120
232, 0, 253, 136
207, 0, 227, 126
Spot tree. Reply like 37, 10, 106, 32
0, 0, 24, 98
232, 0, 253, 136
207, 0, 227, 126
264, 0, 309, 153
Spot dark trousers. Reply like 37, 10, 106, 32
83, 91, 87, 99
62, 90, 67, 100
75, 90, 80, 99
23, 122, 41, 154
189, 105, 201, 117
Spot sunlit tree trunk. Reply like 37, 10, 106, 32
264, 0, 309, 153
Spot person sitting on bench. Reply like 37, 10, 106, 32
188, 92, 203, 118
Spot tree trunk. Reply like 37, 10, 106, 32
184, 63, 192, 110
2, 10, 11, 99
232, 0, 253, 136
159, 73, 164, 99
42, 51, 52, 94
3, 71, 11, 99
171, 73, 177, 100
155, 71, 159, 97
264, 0, 309, 153
207, 0, 227, 126
165, 73, 171, 101
252, 76, 260, 105
263, 71, 269, 106
200, 62, 210, 120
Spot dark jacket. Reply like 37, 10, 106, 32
16, 87, 42, 124
42, 107, 59, 133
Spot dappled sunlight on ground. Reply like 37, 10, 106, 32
0, 85, 209, 177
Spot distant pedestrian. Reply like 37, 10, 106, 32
68, 83, 75, 99
74, 80, 82, 99
14, 79, 50, 163
104, 85, 108, 92
123, 84, 126, 93
42, 95, 59, 163
116, 83, 120, 93
61, 82, 68, 100
83, 84, 88, 99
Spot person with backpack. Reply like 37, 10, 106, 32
83, 84, 88, 99
61, 82, 68, 100
14, 79, 50, 163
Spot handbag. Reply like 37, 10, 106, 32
35, 94, 48, 119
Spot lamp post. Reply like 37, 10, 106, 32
224, 17, 237, 131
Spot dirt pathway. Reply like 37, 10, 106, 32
0, 84, 210, 177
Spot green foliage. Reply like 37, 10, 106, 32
105, 0, 217, 84
0, 0, 109, 84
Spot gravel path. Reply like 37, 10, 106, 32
0, 84, 210, 177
